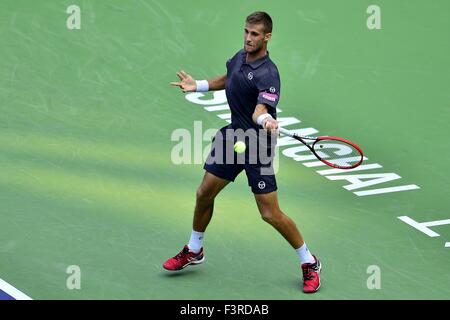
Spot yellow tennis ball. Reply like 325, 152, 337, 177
234, 141, 246, 153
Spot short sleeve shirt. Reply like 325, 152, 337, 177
225, 49, 281, 131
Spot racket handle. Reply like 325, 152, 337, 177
278, 127, 294, 137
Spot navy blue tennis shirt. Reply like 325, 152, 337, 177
225, 49, 280, 131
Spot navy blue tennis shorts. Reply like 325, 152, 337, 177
203, 125, 277, 194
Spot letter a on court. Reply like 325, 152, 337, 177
66, 265, 81, 290
66, 5, 81, 30
367, 5, 381, 30
366, 265, 381, 289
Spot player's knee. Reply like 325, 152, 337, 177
196, 186, 215, 202
260, 212, 273, 224
259, 208, 280, 225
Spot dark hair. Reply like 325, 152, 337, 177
246, 11, 272, 34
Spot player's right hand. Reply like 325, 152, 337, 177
263, 117, 279, 134
170, 70, 197, 92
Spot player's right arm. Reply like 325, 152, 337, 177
170, 70, 226, 92
207, 74, 227, 91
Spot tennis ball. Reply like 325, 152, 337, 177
234, 141, 246, 153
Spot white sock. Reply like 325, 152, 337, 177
295, 243, 315, 264
187, 230, 204, 254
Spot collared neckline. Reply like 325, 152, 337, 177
242, 50, 270, 69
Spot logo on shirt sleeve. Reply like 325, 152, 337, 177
247, 72, 254, 80
269, 87, 276, 93
260, 91, 279, 102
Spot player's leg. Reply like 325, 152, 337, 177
163, 125, 241, 271
253, 191, 304, 249
246, 167, 309, 253
162, 171, 230, 271
254, 191, 322, 293
245, 161, 321, 293
193, 171, 230, 232
191, 124, 242, 240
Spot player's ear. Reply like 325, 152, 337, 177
264, 32, 272, 42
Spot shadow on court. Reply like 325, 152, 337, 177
159, 268, 204, 278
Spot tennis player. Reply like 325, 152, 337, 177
166, 11, 321, 293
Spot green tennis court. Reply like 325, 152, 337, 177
1, 0, 449, 300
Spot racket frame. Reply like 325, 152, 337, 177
278, 127, 364, 169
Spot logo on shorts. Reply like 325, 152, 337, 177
269, 87, 276, 93
258, 181, 266, 189
248, 72, 254, 80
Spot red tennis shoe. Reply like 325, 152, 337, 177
163, 245, 205, 271
301, 255, 322, 293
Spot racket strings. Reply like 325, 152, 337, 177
312, 139, 363, 169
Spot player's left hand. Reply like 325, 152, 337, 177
170, 70, 196, 92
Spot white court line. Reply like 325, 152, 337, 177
0, 278, 32, 300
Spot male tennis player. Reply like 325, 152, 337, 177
166, 12, 321, 293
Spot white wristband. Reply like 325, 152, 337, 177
196, 80, 209, 92
256, 113, 273, 127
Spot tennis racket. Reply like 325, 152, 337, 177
278, 127, 364, 169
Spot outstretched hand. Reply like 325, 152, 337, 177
170, 70, 196, 92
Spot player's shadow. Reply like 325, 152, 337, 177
159, 267, 203, 278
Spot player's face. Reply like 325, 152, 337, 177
244, 23, 271, 53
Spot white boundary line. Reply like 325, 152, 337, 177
0, 278, 32, 300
